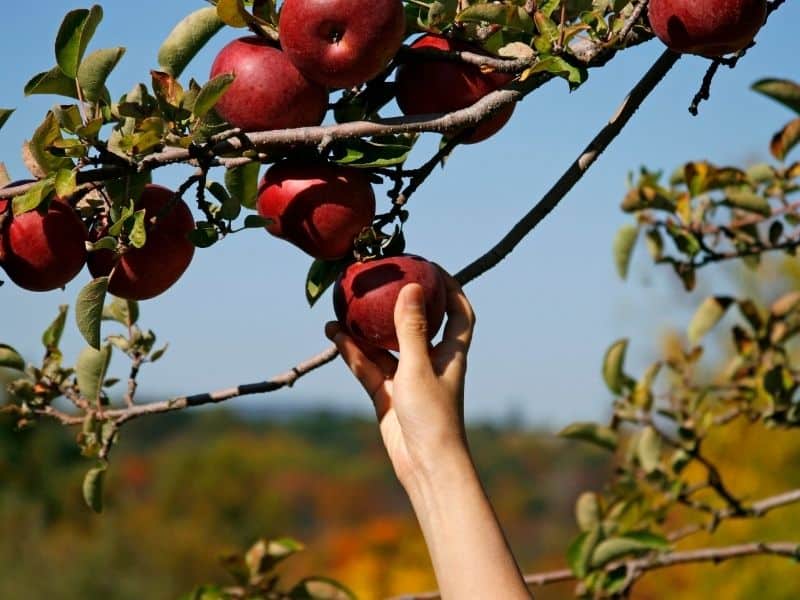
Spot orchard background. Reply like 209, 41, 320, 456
1, 0, 800, 598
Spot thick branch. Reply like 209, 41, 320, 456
455, 49, 681, 284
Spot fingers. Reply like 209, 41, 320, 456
439, 270, 476, 354
326, 322, 389, 401
394, 283, 434, 375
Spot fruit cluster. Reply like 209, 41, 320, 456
0, 0, 769, 351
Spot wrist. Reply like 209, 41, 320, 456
400, 441, 477, 505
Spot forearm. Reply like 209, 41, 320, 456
403, 446, 532, 600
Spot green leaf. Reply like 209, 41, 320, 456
217, 0, 256, 28
456, 3, 534, 33
77, 47, 125, 102
129, 209, 147, 248
687, 296, 733, 344
636, 426, 662, 473
150, 344, 168, 362
752, 78, 800, 115
0, 109, 14, 131
225, 163, 260, 209
0, 344, 25, 371
521, 56, 587, 89
207, 181, 240, 220
28, 112, 74, 175
82, 462, 107, 513
76, 343, 112, 405
771, 118, 800, 162
567, 525, 601, 578
612, 224, 637, 279
632, 362, 661, 410
575, 492, 600, 532
158, 7, 225, 78
590, 533, 668, 568
12, 178, 55, 215
187, 223, 219, 248
243, 214, 271, 228
331, 136, 416, 168
55, 5, 103, 78
193, 73, 235, 120
42, 305, 69, 349
55, 168, 78, 198
24, 67, 81, 99
102, 297, 139, 327
289, 577, 356, 600
76, 277, 109, 349
306, 259, 349, 307
602, 338, 629, 394
559, 422, 618, 451
725, 187, 771, 216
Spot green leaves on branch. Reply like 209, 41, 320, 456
193, 74, 235, 120
76, 343, 112, 405
331, 135, 417, 169
687, 296, 733, 344
77, 47, 126, 102
55, 5, 103, 78
225, 163, 260, 210
76, 277, 110, 349
82, 462, 107, 513
559, 421, 618, 451
306, 259, 349, 307
752, 78, 800, 116
0, 344, 25, 371
602, 338, 630, 395
158, 7, 224, 78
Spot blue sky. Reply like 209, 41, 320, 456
1, 1, 798, 427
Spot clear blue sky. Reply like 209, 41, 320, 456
1, 1, 797, 427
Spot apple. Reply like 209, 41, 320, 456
648, 0, 767, 56
88, 184, 195, 300
333, 254, 447, 351
0, 189, 87, 292
209, 36, 328, 132
279, 0, 406, 89
395, 34, 515, 144
257, 160, 376, 260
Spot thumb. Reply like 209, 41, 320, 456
394, 283, 432, 373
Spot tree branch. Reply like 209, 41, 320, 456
387, 541, 800, 599
455, 49, 681, 284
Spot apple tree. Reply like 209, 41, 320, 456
0, 0, 797, 598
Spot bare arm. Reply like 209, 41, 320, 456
326, 273, 531, 600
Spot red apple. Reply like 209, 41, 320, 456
257, 160, 376, 260
333, 254, 447, 351
279, 0, 406, 89
648, 0, 767, 56
395, 35, 515, 144
209, 36, 328, 132
88, 184, 195, 300
0, 185, 87, 292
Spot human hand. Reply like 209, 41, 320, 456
325, 269, 475, 489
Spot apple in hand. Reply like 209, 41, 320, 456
88, 184, 195, 300
279, 0, 406, 89
648, 0, 767, 56
257, 160, 376, 260
210, 36, 328, 132
333, 254, 447, 351
395, 34, 515, 144
0, 188, 87, 292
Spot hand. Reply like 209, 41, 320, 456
325, 270, 475, 489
